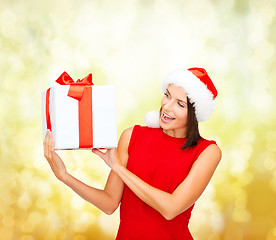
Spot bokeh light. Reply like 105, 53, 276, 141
1, 0, 276, 239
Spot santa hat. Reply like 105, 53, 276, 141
144, 67, 218, 128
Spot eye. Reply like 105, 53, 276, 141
164, 92, 170, 98
178, 102, 185, 108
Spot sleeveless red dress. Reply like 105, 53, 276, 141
116, 125, 216, 240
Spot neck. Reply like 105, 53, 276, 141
162, 128, 187, 138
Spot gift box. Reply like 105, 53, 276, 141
41, 72, 117, 150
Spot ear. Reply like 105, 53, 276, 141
144, 111, 160, 128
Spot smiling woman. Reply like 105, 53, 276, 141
151, 68, 217, 150
43, 67, 222, 240
160, 86, 202, 150
160, 85, 188, 135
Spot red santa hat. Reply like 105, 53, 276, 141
144, 67, 218, 128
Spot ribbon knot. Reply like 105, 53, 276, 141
56, 71, 93, 100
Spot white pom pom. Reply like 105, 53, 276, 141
144, 110, 160, 128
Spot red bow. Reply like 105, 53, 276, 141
45, 71, 94, 147
56, 71, 94, 100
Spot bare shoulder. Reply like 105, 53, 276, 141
206, 143, 222, 156
117, 126, 134, 150
121, 126, 134, 138
117, 127, 134, 166
120, 126, 134, 141
198, 143, 222, 164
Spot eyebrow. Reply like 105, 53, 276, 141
166, 89, 187, 105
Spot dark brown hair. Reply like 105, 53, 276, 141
159, 97, 201, 150
180, 98, 201, 150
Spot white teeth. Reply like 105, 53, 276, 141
163, 112, 174, 119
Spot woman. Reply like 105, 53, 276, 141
43, 67, 222, 239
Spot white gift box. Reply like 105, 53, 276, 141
41, 85, 117, 150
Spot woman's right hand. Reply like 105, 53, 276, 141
43, 130, 68, 182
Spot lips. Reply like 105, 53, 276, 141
161, 111, 175, 123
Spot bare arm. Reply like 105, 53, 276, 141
94, 143, 221, 220
43, 127, 133, 215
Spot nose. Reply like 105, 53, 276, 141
163, 99, 174, 111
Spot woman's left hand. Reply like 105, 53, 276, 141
92, 148, 123, 171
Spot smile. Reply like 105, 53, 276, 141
161, 111, 175, 123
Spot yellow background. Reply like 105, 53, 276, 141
1, 0, 276, 239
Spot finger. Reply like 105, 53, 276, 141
50, 133, 55, 152
45, 129, 51, 140
91, 148, 100, 154
46, 131, 53, 159
92, 148, 105, 159
44, 130, 51, 147
44, 130, 50, 158
43, 130, 49, 147
48, 132, 55, 155
49, 136, 56, 167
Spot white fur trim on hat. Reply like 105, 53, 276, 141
162, 69, 215, 122
144, 110, 160, 128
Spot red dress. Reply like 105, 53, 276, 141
116, 125, 216, 240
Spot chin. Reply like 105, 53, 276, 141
160, 120, 175, 130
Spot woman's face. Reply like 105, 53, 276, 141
160, 84, 188, 137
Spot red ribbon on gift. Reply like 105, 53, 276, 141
56, 71, 93, 100
46, 72, 94, 148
